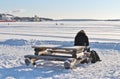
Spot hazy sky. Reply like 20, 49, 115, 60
0, 0, 120, 19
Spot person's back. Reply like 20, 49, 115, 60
74, 30, 89, 46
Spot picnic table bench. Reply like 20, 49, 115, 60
24, 45, 89, 69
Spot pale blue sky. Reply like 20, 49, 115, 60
0, 0, 120, 19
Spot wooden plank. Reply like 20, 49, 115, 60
76, 52, 84, 58
32, 46, 86, 54
32, 45, 60, 50
42, 54, 72, 58
35, 50, 50, 55
48, 50, 73, 54
76, 57, 87, 64
24, 55, 74, 61
32, 46, 86, 50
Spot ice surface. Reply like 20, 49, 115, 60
0, 21, 120, 79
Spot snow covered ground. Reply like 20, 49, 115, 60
0, 21, 120, 79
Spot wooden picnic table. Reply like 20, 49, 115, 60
24, 45, 88, 69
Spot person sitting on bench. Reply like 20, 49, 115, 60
74, 30, 90, 52
74, 30, 89, 46
74, 30, 90, 63
74, 30, 101, 63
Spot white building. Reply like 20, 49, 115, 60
0, 14, 15, 22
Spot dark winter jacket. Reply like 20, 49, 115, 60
74, 31, 89, 46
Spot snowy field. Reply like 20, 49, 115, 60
0, 21, 120, 79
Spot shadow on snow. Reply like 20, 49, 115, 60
0, 63, 71, 79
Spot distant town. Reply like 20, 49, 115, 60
1, 13, 120, 22
0, 13, 53, 22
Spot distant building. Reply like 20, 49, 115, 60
34, 15, 40, 22
0, 14, 16, 22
